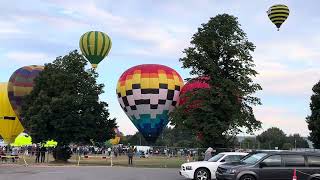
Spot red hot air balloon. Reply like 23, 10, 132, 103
179, 76, 210, 109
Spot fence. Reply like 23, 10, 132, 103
0, 145, 235, 168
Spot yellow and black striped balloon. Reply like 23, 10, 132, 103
79, 31, 112, 69
267, 4, 290, 31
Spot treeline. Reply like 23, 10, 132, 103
240, 127, 309, 150
120, 127, 199, 147
121, 127, 310, 150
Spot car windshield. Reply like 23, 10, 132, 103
208, 153, 225, 162
241, 153, 267, 164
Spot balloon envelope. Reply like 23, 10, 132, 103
11, 133, 32, 147
79, 31, 112, 69
7, 65, 44, 120
116, 64, 184, 143
179, 77, 210, 106
0, 83, 24, 143
109, 127, 122, 145
267, 4, 290, 30
44, 140, 58, 147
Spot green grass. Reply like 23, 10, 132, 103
10, 154, 189, 168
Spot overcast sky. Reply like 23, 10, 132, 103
0, 0, 319, 136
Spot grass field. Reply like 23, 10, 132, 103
5, 154, 188, 168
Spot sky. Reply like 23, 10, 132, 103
0, 0, 319, 137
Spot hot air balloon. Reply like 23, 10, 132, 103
0, 83, 24, 144
44, 140, 58, 148
116, 64, 184, 143
109, 127, 122, 145
179, 77, 210, 107
11, 133, 32, 147
7, 65, 44, 121
79, 31, 112, 69
267, 4, 290, 31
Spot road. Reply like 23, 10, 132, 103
0, 166, 184, 180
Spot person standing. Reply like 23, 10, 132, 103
11, 147, 18, 162
35, 145, 40, 163
127, 146, 134, 165
40, 146, 47, 163
204, 147, 213, 161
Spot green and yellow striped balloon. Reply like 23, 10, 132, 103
267, 4, 290, 31
79, 31, 112, 69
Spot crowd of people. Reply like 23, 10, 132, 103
0, 143, 225, 165
0, 144, 48, 163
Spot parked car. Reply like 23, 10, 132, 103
216, 151, 320, 180
180, 152, 248, 180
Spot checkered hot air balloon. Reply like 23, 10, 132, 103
79, 31, 112, 69
7, 65, 44, 121
267, 4, 290, 31
116, 64, 184, 143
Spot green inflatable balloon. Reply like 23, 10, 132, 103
79, 31, 112, 69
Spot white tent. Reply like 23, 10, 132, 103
0, 139, 7, 146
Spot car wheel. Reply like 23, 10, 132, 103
240, 175, 256, 180
194, 168, 211, 180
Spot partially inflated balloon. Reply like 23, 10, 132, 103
109, 127, 122, 145
11, 133, 32, 147
0, 83, 24, 144
116, 64, 184, 143
7, 65, 44, 120
44, 140, 58, 147
79, 31, 112, 69
179, 77, 210, 107
267, 4, 289, 31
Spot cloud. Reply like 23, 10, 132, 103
256, 67, 320, 96
44, 0, 192, 57
252, 38, 320, 96
5, 51, 50, 65
0, 21, 25, 35
254, 106, 309, 136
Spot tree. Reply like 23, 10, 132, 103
241, 137, 257, 149
171, 14, 262, 147
282, 143, 293, 150
257, 127, 287, 149
125, 127, 198, 147
307, 81, 320, 148
21, 50, 116, 161
287, 134, 309, 149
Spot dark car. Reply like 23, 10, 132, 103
216, 150, 320, 180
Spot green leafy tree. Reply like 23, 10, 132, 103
21, 50, 116, 161
125, 127, 198, 147
241, 137, 257, 149
282, 143, 293, 150
287, 134, 309, 149
307, 81, 320, 148
257, 127, 287, 149
171, 14, 262, 147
